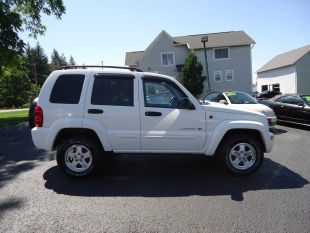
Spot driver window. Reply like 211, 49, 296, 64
143, 78, 186, 108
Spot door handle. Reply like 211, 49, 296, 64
88, 109, 103, 114
145, 111, 162, 116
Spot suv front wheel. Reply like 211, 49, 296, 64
57, 136, 100, 177
218, 135, 264, 176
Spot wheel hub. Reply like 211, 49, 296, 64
228, 143, 256, 170
65, 144, 93, 173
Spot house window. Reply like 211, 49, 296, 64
272, 83, 280, 92
214, 71, 222, 82
225, 70, 234, 81
261, 85, 268, 92
214, 48, 229, 59
161, 52, 175, 66
176, 64, 184, 73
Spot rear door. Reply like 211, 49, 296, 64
139, 76, 206, 152
84, 72, 140, 151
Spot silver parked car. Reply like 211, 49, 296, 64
203, 91, 277, 127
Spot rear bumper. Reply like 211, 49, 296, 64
31, 127, 51, 151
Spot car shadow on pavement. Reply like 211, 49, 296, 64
0, 198, 24, 218
0, 124, 55, 188
270, 127, 287, 135
43, 155, 309, 201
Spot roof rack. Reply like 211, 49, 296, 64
60, 65, 142, 72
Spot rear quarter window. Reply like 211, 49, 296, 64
50, 74, 85, 104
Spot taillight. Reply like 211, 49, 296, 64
34, 106, 43, 127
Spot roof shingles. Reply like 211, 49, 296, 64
257, 45, 310, 73
125, 30, 255, 66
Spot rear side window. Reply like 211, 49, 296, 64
50, 74, 85, 104
275, 97, 283, 102
91, 74, 134, 106
281, 96, 291, 104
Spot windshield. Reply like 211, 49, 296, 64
225, 92, 257, 104
301, 95, 310, 105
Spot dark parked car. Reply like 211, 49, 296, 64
259, 94, 310, 125
256, 90, 282, 100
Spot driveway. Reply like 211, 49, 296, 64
0, 124, 309, 233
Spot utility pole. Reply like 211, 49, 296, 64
201, 36, 211, 92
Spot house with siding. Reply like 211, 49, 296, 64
257, 45, 310, 94
125, 30, 255, 96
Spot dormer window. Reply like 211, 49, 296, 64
161, 52, 175, 66
214, 48, 230, 60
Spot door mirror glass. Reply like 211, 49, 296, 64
178, 98, 195, 110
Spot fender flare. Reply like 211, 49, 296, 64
82, 118, 113, 151
45, 118, 113, 151
204, 120, 267, 155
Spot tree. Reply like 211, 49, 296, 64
0, 64, 32, 108
0, 0, 65, 69
60, 53, 67, 66
50, 49, 68, 71
69, 55, 76, 65
24, 43, 49, 85
180, 52, 205, 97
50, 49, 61, 71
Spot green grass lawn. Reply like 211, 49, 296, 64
0, 110, 29, 127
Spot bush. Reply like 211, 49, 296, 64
181, 52, 205, 97
0, 66, 33, 108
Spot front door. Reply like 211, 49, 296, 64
140, 76, 206, 152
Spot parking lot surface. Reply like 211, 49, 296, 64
0, 124, 309, 233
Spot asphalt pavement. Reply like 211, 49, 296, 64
0, 123, 309, 233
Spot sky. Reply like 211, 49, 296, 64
21, 0, 310, 82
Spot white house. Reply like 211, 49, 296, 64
257, 45, 310, 94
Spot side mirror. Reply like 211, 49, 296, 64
178, 98, 195, 110
219, 100, 228, 105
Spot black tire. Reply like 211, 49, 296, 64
56, 136, 101, 177
218, 134, 264, 176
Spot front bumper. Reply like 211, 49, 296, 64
264, 131, 274, 153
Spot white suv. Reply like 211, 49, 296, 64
31, 66, 274, 177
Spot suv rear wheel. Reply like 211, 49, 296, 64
218, 135, 264, 175
57, 136, 100, 177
